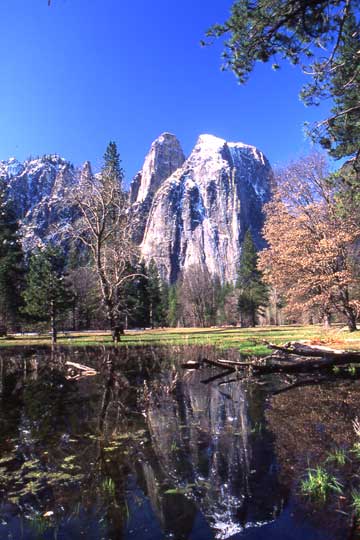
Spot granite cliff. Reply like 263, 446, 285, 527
135, 133, 272, 283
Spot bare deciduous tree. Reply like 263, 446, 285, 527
68, 146, 139, 340
178, 265, 221, 327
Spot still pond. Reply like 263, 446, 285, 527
0, 346, 359, 540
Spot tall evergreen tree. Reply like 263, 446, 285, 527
236, 230, 268, 327
22, 246, 73, 344
121, 261, 166, 329
147, 259, 163, 328
158, 280, 170, 327
168, 284, 180, 327
0, 179, 24, 330
102, 141, 124, 187
130, 262, 150, 328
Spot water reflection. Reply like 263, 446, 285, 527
0, 346, 355, 539
143, 369, 282, 538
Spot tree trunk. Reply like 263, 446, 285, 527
323, 311, 332, 329
339, 288, 357, 332
50, 301, 57, 345
150, 302, 153, 329
347, 312, 357, 332
0, 358, 4, 396
72, 302, 76, 331
96, 242, 118, 340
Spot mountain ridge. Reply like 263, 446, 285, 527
0, 133, 272, 283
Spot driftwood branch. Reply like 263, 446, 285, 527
65, 360, 97, 380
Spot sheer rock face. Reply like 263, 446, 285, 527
129, 133, 185, 244
139, 134, 272, 283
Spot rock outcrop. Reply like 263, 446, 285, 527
139, 134, 272, 283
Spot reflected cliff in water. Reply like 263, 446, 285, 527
0, 346, 356, 539
140, 368, 283, 538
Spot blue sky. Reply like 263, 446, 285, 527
0, 0, 331, 183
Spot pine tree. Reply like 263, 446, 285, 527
120, 260, 164, 329
132, 262, 150, 328
102, 141, 124, 186
22, 246, 73, 344
168, 284, 180, 327
0, 179, 25, 330
158, 280, 169, 327
236, 230, 268, 327
147, 259, 163, 328
317, 11, 360, 164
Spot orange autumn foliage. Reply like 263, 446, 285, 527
258, 154, 360, 331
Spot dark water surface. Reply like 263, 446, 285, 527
0, 346, 359, 540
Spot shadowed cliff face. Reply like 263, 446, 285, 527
138, 134, 272, 283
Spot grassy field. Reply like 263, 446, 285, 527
1, 325, 360, 355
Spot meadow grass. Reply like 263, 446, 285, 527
0, 324, 359, 355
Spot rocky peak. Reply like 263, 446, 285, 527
0, 154, 73, 219
130, 132, 185, 204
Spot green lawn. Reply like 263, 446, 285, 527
1, 325, 360, 355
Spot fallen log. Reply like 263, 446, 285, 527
264, 341, 360, 361
202, 358, 254, 369
179, 340, 360, 380
215, 358, 256, 366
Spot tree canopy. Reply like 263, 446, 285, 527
258, 153, 360, 330
22, 246, 73, 343
206, 0, 360, 168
